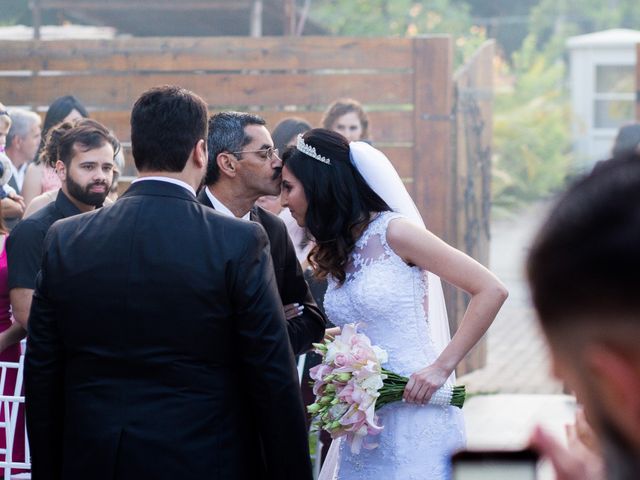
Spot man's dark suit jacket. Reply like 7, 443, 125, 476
25, 180, 312, 480
197, 188, 325, 354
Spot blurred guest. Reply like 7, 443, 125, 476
8, 119, 117, 331
107, 145, 125, 202
21, 95, 88, 207
321, 98, 369, 143
3, 109, 39, 227
0, 178, 26, 475
255, 194, 282, 215
198, 111, 325, 355
528, 152, 640, 479
611, 123, 640, 158
0, 106, 26, 220
5, 109, 41, 194
272, 117, 312, 153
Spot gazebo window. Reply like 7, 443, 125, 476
593, 65, 635, 129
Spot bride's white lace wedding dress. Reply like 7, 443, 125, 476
320, 211, 465, 480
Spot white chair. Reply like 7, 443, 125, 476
0, 354, 31, 479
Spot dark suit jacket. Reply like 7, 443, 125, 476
197, 188, 325, 354
25, 180, 312, 480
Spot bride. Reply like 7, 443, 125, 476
281, 129, 508, 479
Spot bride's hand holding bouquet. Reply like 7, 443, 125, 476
403, 362, 451, 405
307, 323, 466, 454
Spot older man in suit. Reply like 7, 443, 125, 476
25, 86, 312, 480
198, 111, 325, 355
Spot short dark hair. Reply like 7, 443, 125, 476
527, 153, 640, 333
283, 128, 389, 284
205, 111, 266, 185
42, 118, 120, 168
131, 85, 208, 173
271, 117, 311, 153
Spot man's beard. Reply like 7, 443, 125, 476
66, 174, 110, 207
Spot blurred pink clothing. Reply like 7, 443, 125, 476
279, 208, 313, 264
41, 164, 61, 192
0, 237, 25, 472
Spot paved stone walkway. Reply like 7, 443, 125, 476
458, 202, 576, 479
459, 201, 564, 394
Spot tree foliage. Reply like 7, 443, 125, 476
309, 0, 486, 64
492, 35, 572, 210
529, 0, 640, 60
0, 0, 30, 25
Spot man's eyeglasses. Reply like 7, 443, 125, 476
231, 146, 280, 161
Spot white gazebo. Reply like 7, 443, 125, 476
567, 28, 640, 168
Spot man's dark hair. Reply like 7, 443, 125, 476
131, 85, 208, 172
41, 118, 120, 168
527, 153, 640, 332
205, 111, 266, 185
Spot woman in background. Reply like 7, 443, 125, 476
321, 98, 370, 143
21, 95, 88, 206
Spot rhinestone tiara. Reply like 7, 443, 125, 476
296, 134, 331, 165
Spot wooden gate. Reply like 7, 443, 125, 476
0, 35, 494, 372
450, 41, 494, 374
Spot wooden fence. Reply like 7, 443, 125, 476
0, 36, 494, 372
637, 43, 640, 121
450, 41, 494, 374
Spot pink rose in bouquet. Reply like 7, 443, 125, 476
308, 323, 465, 454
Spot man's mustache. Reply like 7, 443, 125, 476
87, 181, 109, 189
272, 167, 282, 181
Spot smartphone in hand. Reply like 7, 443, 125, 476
451, 449, 539, 480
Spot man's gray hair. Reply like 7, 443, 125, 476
6, 109, 40, 148
205, 111, 266, 186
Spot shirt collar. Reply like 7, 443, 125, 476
205, 187, 250, 221
54, 189, 83, 218
132, 176, 196, 197
9, 161, 27, 186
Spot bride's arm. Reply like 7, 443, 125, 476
386, 218, 508, 404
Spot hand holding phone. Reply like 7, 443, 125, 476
451, 449, 539, 480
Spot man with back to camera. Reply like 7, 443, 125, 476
527, 152, 640, 480
199, 111, 325, 355
25, 86, 312, 480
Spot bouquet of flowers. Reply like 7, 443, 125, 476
307, 323, 466, 454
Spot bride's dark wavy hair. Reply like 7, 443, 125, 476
283, 128, 390, 284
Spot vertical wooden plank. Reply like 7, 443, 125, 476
412, 36, 460, 358
452, 41, 495, 375
412, 36, 454, 243
32, 0, 42, 40
283, 0, 296, 35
